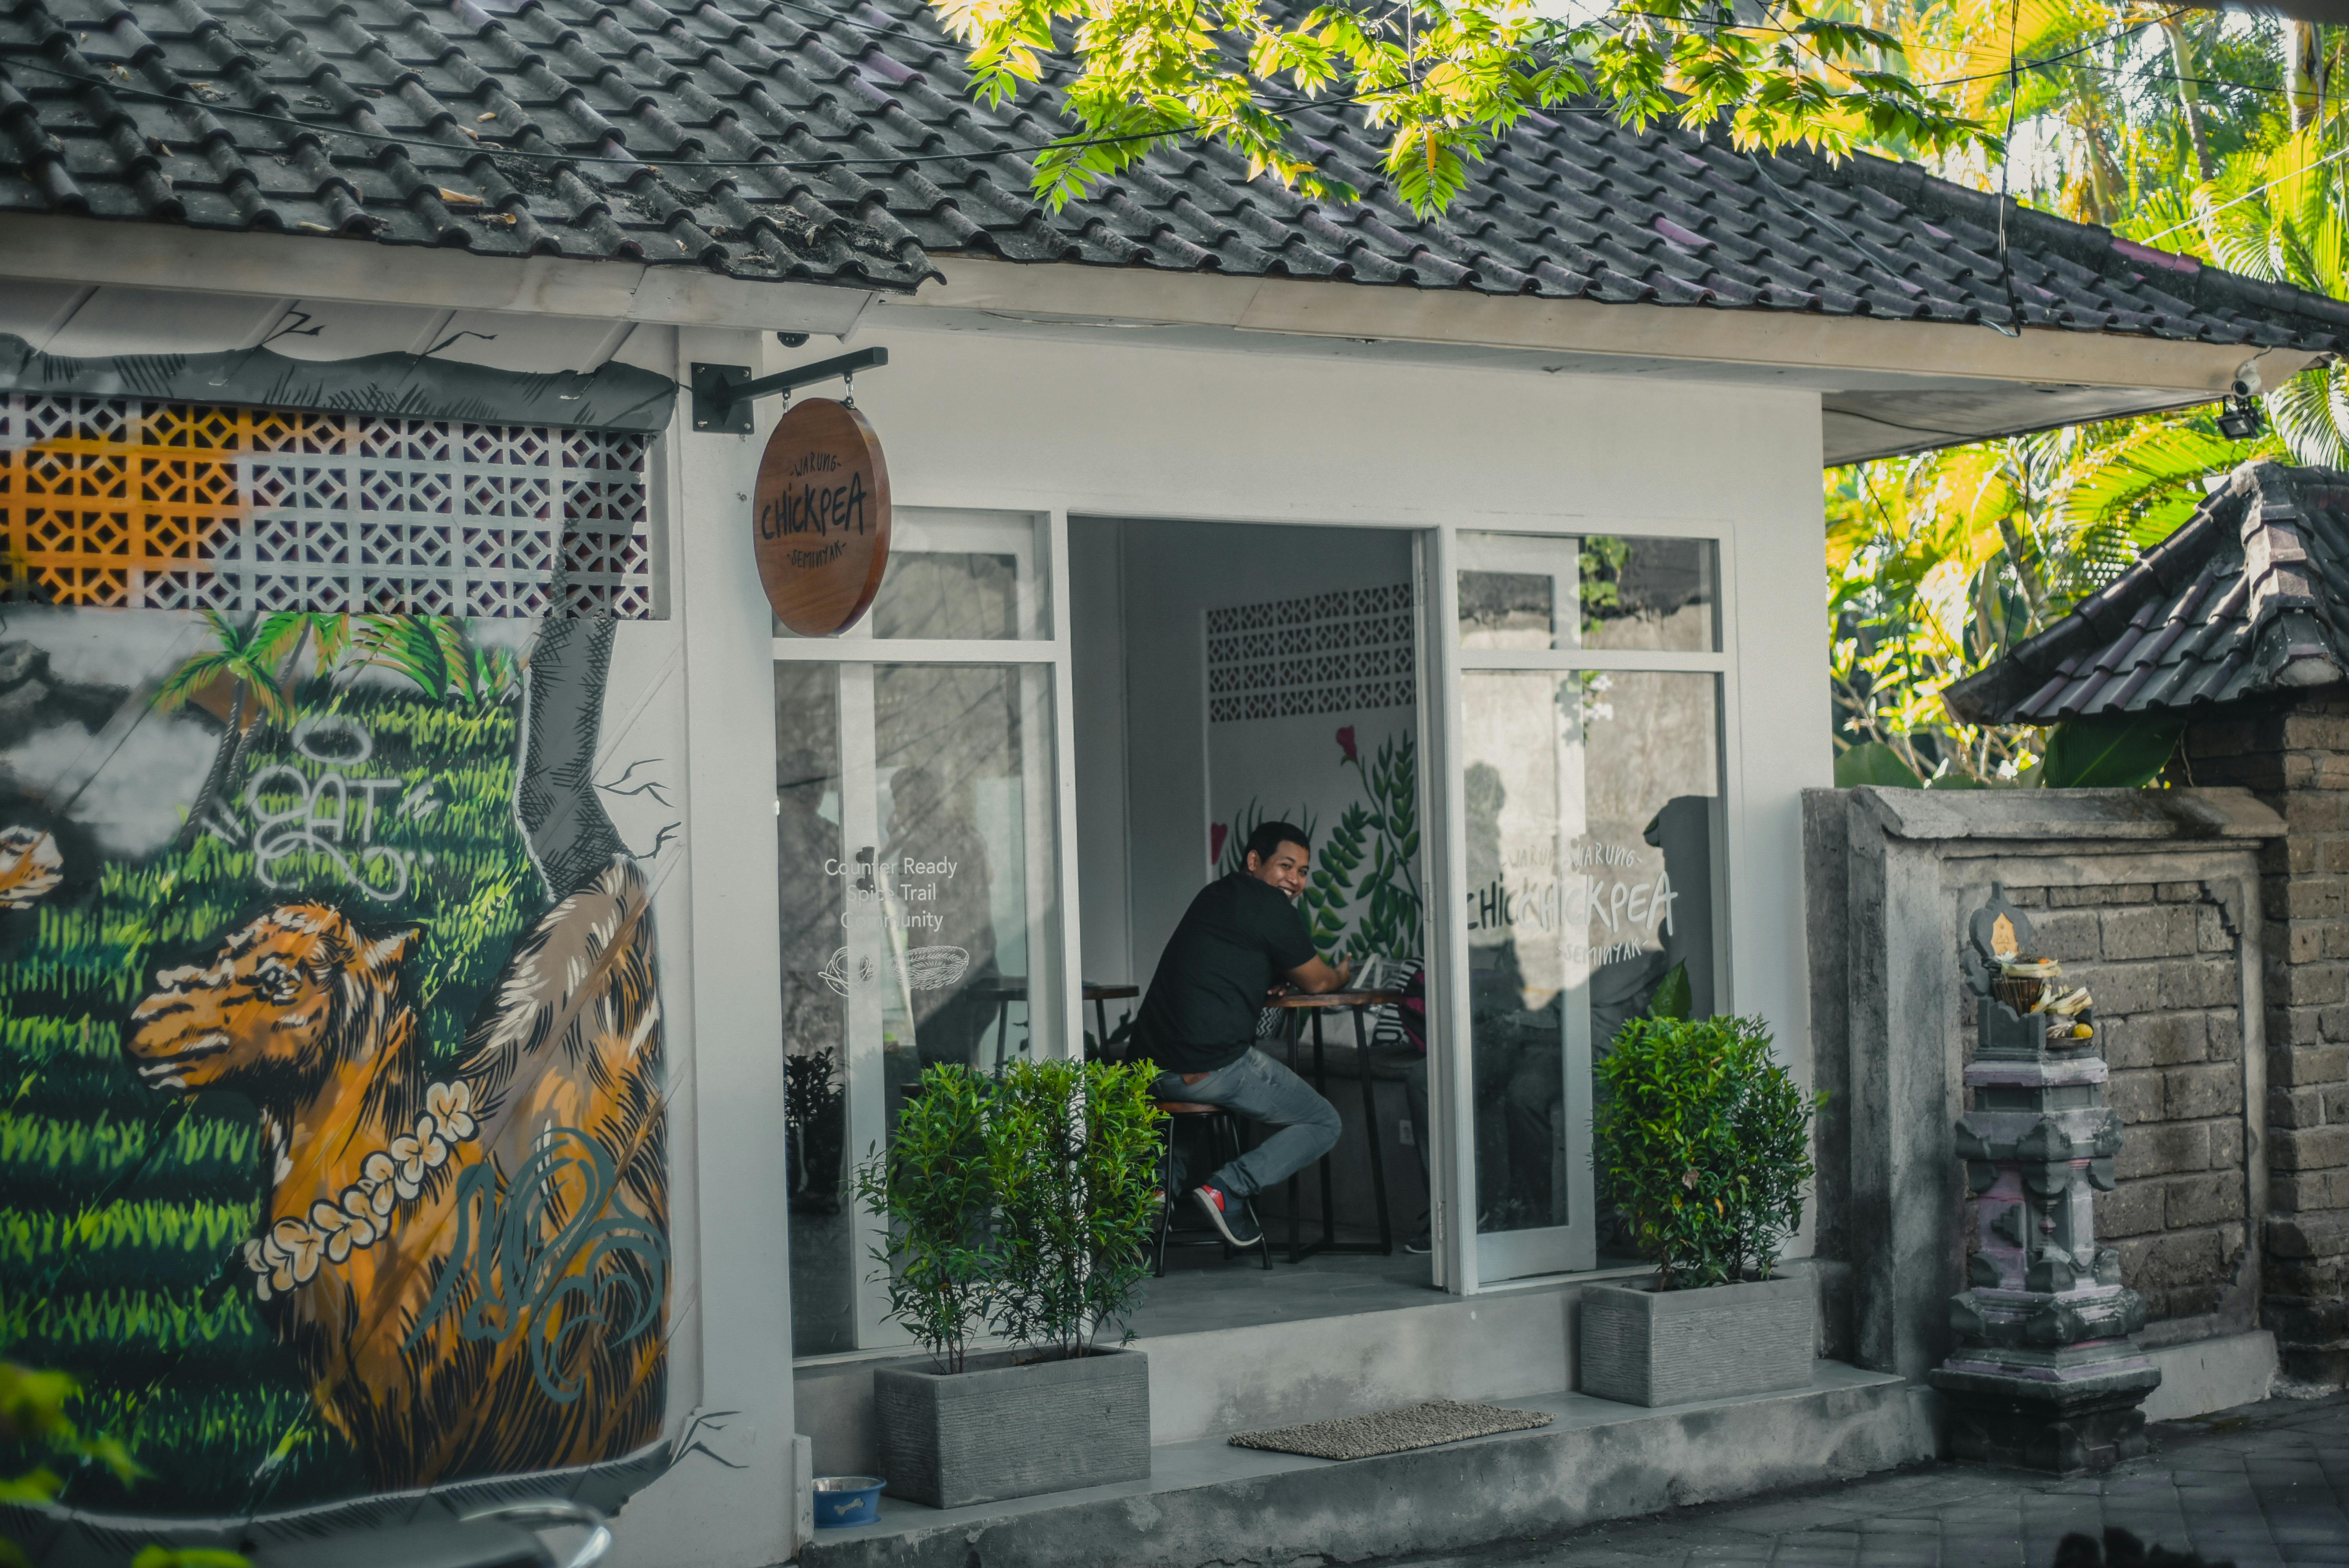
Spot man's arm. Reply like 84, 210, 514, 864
1286, 954, 1355, 994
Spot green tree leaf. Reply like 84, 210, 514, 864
1834, 741, 1924, 789
2039, 713, 2182, 789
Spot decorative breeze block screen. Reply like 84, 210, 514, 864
1206, 583, 1416, 722
0, 395, 660, 617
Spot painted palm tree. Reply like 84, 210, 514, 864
348, 615, 519, 708
154, 610, 324, 845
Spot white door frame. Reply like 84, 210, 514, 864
775, 505, 1080, 1352
1421, 520, 1738, 1295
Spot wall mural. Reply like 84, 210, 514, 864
1, 604, 668, 1532
0, 372, 678, 1552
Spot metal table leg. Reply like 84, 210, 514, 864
1283, 1001, 1397, 1262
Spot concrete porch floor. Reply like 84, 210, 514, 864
796, 1362, 1928, 1568
1122, 1244, 1441, 1336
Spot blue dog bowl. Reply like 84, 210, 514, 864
813, 1475, 886, 1528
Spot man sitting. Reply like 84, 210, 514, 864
1136, 821, 1353, 1247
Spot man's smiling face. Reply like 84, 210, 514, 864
1246, 840, 1312, 899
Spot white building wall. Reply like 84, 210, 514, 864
843, 325, 1830, 1104
0, 282, 1831, 1568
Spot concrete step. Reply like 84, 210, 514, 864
798, 1362, 1929, 1568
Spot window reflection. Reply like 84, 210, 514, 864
1458, 534, 1718, 653
773, 510, 1050, 641
780, 655, 1059, 1356
1461, 668, 1719, 1243
872, 552, 1019, 640
873, 665, 1044, 1093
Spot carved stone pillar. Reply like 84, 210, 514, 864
1927, 887, 2161, 1474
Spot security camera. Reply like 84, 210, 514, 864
2233, 358, 2264, 398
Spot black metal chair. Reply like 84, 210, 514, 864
1149, 1100, 1272, 1274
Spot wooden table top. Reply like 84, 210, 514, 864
966, 978, 1141, 1001
1266, 989, 1405, 1008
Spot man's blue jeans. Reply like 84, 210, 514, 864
1152, 1048, 1342, 1198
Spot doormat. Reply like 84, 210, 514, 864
1228, 1400, 1553, 1461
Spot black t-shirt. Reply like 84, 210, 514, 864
1137, 873, 1317, 1075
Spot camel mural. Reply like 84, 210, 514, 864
121, 615, 668, 1490
0, 608, 673, 1518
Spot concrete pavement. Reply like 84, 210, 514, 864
1412, 1396, 2349, 1568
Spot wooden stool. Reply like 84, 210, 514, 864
1150, 1101, 1272, 1274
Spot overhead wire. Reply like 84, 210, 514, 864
2136, 138, 2349, 247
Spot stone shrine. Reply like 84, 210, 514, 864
1928, 887, 2162, 1473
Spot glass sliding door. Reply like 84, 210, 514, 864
780, 510, 1069, 1355
1445, 531, 1726, 1284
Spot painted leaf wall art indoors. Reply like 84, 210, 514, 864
0, 347, 688, 1557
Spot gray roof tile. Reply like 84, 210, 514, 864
1945, 462, 2349, 725
7, 0, 2349, 345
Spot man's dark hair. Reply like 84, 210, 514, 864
1245, 821, 1310, 864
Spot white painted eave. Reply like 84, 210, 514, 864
3, 212, 2329, 464
895, 255, 2320, 397
0, 211, 882, 336
879, 256, 2331, 464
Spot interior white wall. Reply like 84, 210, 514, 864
1098, 518, 1416, 988
0, 280, 1832, 1562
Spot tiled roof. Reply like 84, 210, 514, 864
1943, 461, 2349, 725
5, 0, 2349, 353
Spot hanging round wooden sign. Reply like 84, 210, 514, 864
752, 397, 891, 636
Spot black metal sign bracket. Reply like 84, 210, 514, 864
689, 347, 889, 435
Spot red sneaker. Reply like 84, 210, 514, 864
1192, 1184, 1263, 1247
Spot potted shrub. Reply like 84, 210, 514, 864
1579, 1012, 1821, 1407
858, 1058, 1162, 1508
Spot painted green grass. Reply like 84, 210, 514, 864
0, 674, 542, 1516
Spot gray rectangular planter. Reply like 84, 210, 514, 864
1579, 1275, 1814, 1407
874, 1346, 1150, 1508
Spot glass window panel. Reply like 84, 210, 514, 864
872, 663, 1055, 1080
776, 508, 1050, 641
1461, 668, 1720, 1245
1458, 532, 1717, 653
779, 655, 1061, 1356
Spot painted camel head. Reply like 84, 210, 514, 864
126, 904, 417, 1103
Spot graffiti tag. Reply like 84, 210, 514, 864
220, 715, 441, 902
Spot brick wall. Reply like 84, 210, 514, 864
1991, 883, 2253, 1333
2187, 693, 2349, 1385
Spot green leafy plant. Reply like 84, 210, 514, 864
855, 1065, 998, 1374
2039, 713, 2184, 789
1833, 741, 1925, 789
986, 1060, 1163, 1361
1645, 961, 1692, 1024
1592, 1016, 1818, 1291
858, 1061, 1164, 1370
0, 1362, 246, 1568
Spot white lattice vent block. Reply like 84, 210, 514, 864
1206, 582, 1416, 723
1, 395, 663, 617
